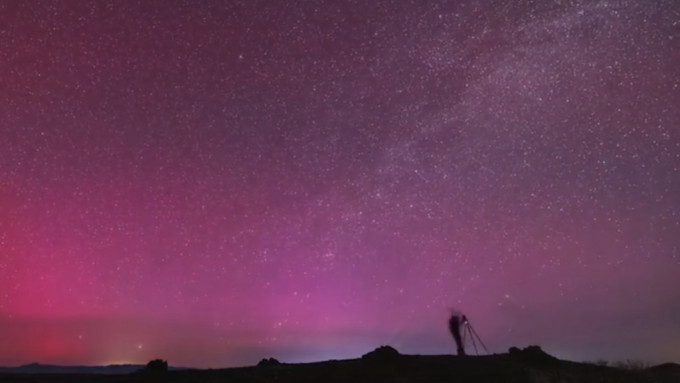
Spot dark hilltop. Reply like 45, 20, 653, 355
1, 346, 679, 383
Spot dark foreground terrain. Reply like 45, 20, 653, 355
2, 346, 679, 383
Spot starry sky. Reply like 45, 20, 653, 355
1, 0, 679, 368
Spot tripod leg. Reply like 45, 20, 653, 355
467, 326, 479, 355
468, 325, 489, 354
462, 325, 468, 348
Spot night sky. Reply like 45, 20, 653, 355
1, 0, 679, 368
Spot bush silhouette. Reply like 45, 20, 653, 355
143, 359, 168, 374
257, 357, 281, 367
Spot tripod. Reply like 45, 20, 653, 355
461, 317, 489, 355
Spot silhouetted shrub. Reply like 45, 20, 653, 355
257, 358, 281, 367
143, 359, 168, 374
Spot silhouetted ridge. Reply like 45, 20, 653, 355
647, 363, 680, 376
0, 363, 145, 374
3, 349, 680, 382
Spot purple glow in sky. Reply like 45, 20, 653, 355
1, 0, 679, 368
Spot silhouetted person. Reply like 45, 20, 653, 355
449, 314, 467, 356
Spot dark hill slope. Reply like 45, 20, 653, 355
1, 347, 677, 383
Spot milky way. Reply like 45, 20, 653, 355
1, 0, 679, 367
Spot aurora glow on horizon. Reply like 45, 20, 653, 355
1, 0, 679, 368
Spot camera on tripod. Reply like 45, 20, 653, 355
449, 312, 488, 356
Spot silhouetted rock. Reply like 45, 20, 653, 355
142, 359, 168, 374
257, 358, 281, 367
361, 345, 400, 362
508, 345, 559, 365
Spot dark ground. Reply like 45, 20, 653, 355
2, 346, 679, 383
